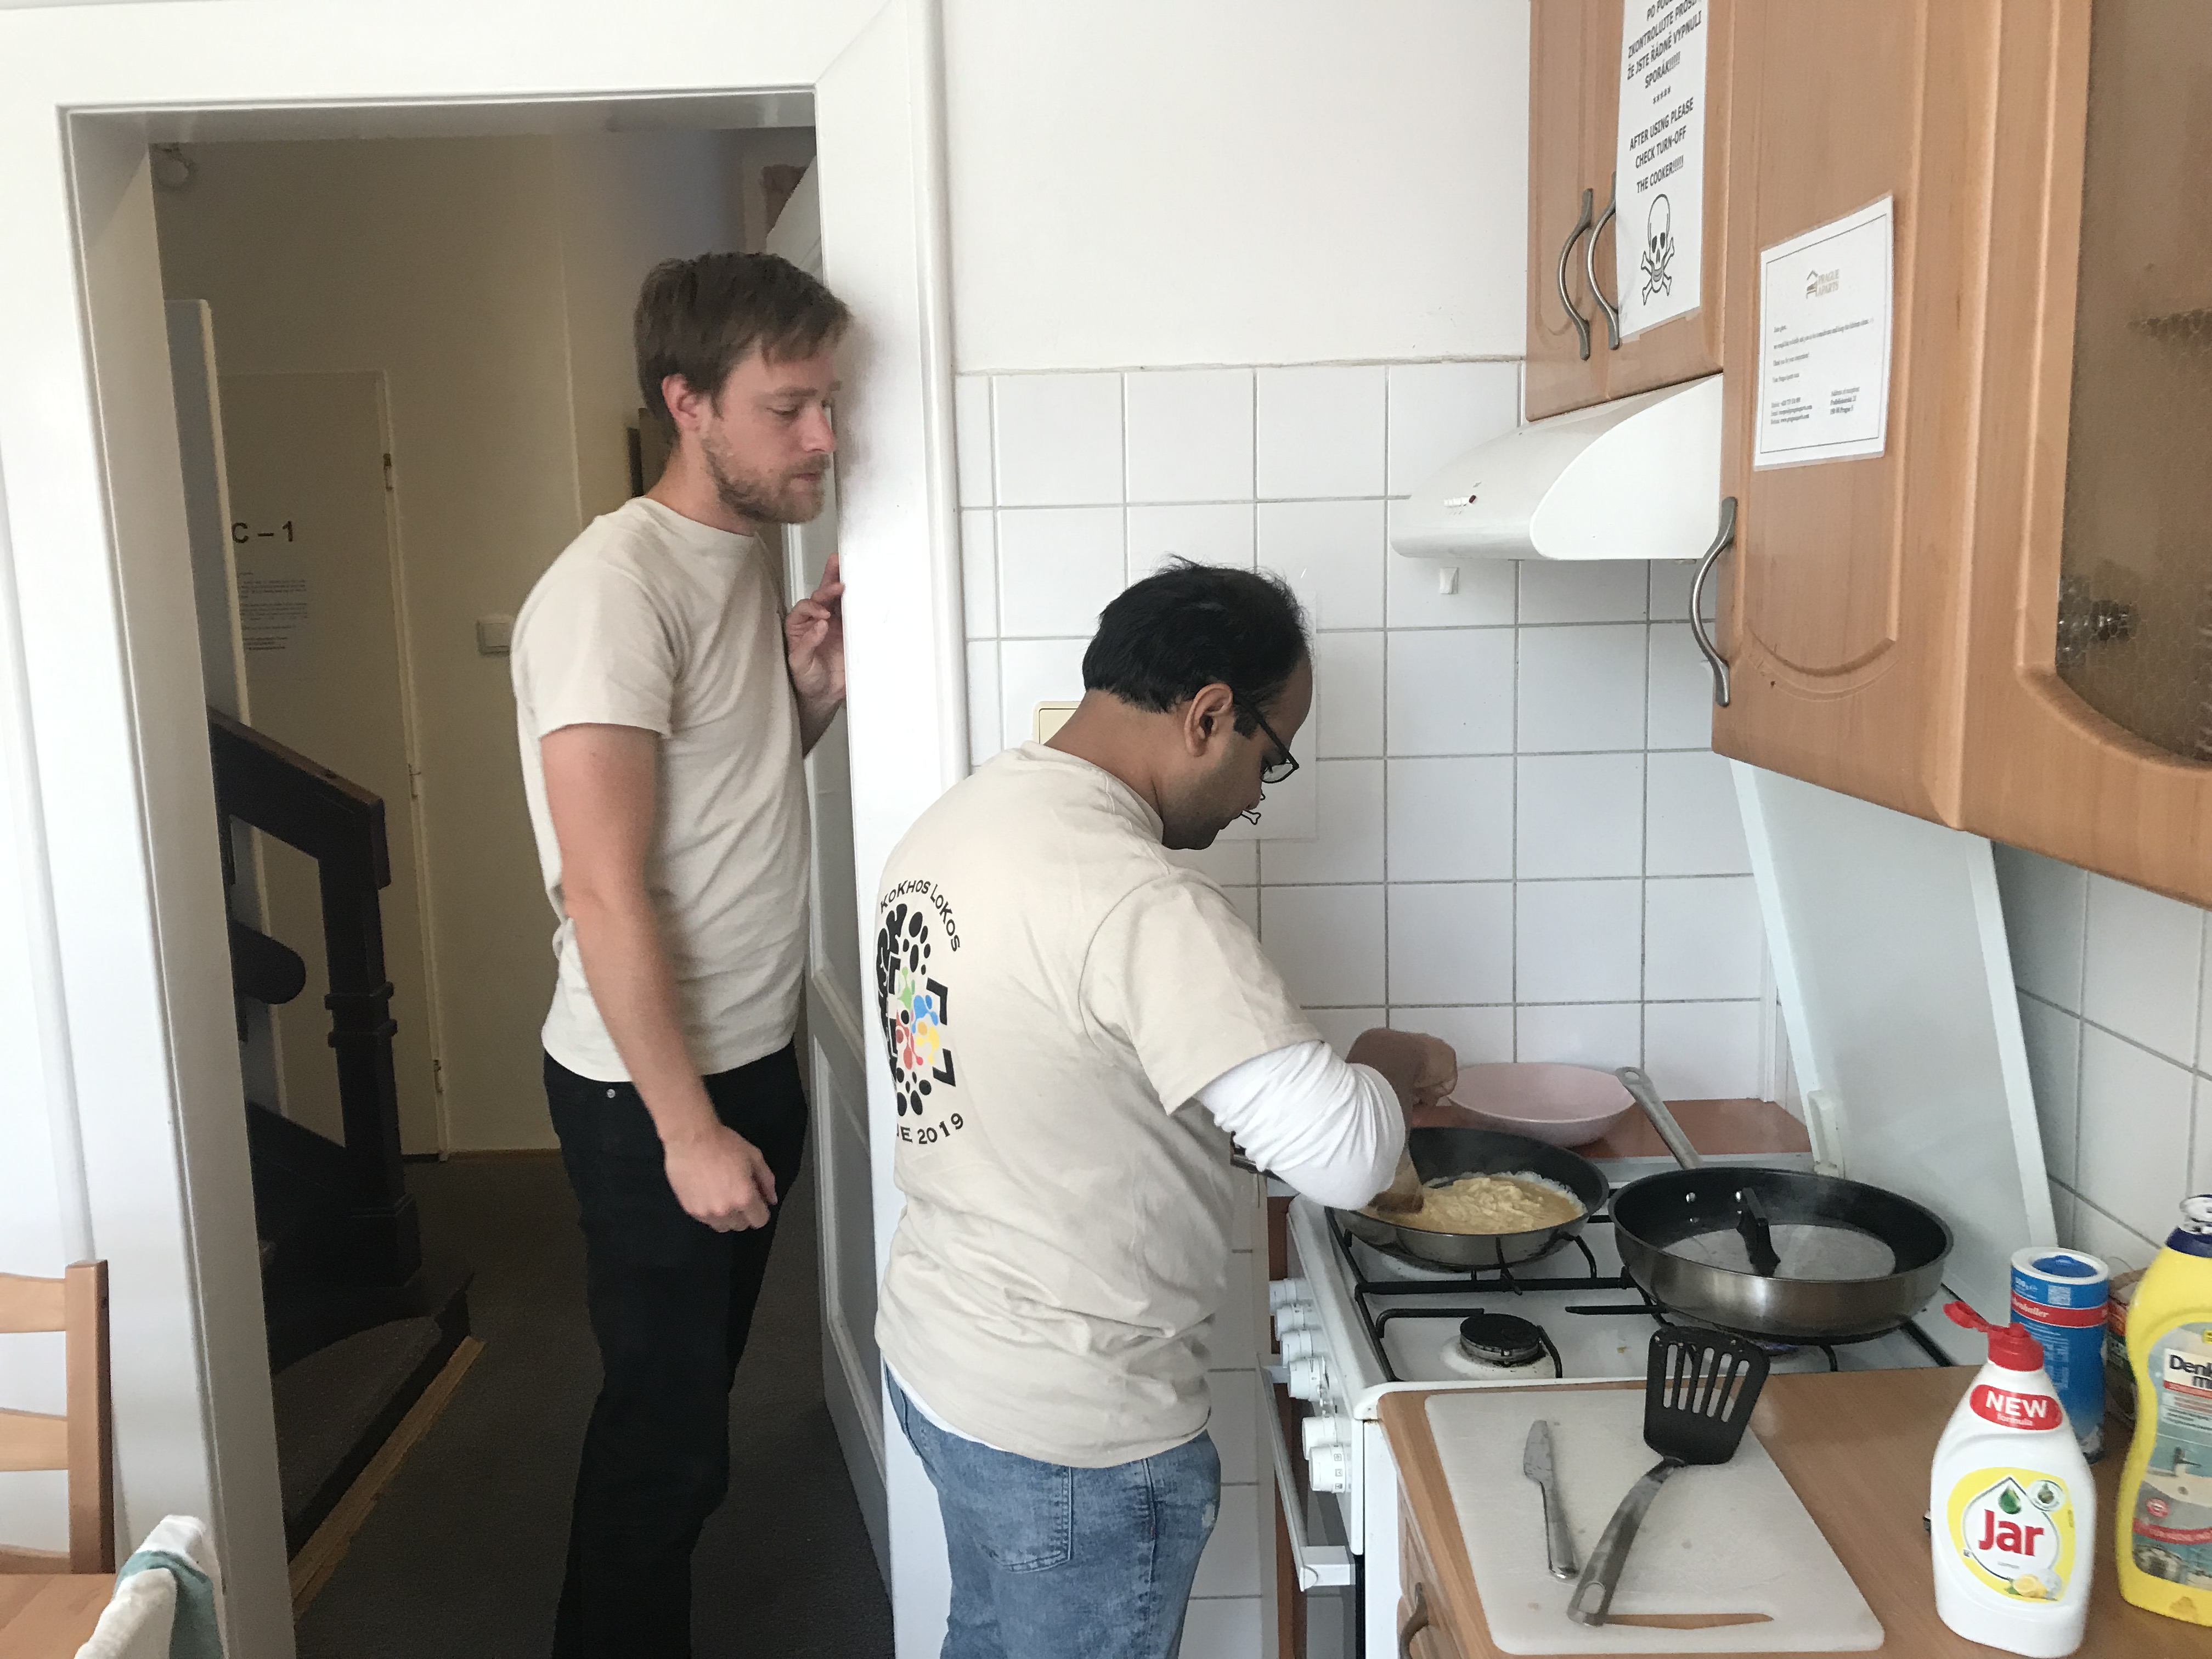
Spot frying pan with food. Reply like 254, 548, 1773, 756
1339, 1125, 1610, 1271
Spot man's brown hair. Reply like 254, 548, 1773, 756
633, 252, 851, 435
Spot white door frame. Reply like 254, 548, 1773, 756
0, 3, 964, 1652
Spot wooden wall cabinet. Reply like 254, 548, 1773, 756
1525, 0, 1734, 422
1711, 0, 2212, 906
1954, 0, 2212, 902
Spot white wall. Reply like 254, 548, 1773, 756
941, 0, 1531, 373
957, 365, 1768, 1106
1995, 844, 2212, 1273
153, 131, 745, 1150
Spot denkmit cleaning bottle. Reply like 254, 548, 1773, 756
1931, 1301, 2094, 1656
2117, 1194, 2212, 1624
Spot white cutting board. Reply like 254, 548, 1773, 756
1426, 1390, 1883, 1654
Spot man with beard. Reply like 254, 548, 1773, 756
510, 251, 850, 1657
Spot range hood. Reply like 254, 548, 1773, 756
1390, 373, 1722, 562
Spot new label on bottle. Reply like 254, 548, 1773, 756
1947, 1467, 2076, 1602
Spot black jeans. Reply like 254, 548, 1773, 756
545, 1045, 810, 1659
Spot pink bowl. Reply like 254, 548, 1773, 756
1444, 1062, 1634, 1148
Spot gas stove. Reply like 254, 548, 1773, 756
1325, 1203, 1952, 1386
1263, 1152, 1961, 1658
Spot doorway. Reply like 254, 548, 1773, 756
212, 369, 444, 1153
140, 121, 899, 1640
1, 10, 967, 1647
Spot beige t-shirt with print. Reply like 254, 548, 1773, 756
511, 496, 806, 1082
874, 743, 1318, 1468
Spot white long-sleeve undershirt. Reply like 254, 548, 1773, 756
1197, 1039, 1406, 1209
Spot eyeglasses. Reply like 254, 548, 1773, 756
1238, 704, 1300, 826
1248, 707, 1300, 787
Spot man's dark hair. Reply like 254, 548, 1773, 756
1083, 560, 1310, 733
634, 252, 852, 435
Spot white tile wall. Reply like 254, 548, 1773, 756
1994, 843, 2212, 1269
1308, 631, 1384, 757
1259, 499, 1387, 630
1125, 368, 1254, 504
997, 506, 1125, 637
956, 365, 1770, 1102
1255, 364, 1386, 500
1261, 885, 1388, 1008
1515, 754, 1643, 879
992, 373, 1122, 505
1387, 757, 1514, 882
1129, 503, 1256, 582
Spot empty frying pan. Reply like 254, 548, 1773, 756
1608, 1068, 1953, 1344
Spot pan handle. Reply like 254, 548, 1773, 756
1614, 1067, 1702, 1171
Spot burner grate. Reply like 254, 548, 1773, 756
1329, 1207, 1635, 1383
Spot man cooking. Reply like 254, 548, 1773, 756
873, 560, 1456, 1659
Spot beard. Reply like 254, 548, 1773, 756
702, 434, 827, 526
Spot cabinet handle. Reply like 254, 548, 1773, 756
1689, 496, 1737, 708
1400, 1582, 1432, 1659
1586, 171, 1622, 351
1556, 189, 1595, 362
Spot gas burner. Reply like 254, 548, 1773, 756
1440, 1312, 1562, 1380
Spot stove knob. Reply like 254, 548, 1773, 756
1272, 1305, 1317, 1339
1277, 1328, 1323, 1363
1308, 1441, 1352, 1494
1301, 1414, 1349, 1455
1267, 1277, 1312, 1313
1286, 1357, 1329, 1402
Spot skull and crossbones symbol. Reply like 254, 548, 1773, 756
1640, 194, 1677, 302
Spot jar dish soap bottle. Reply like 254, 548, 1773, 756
2117, 1194, 2212, 1624
1931, 1301, 2094, 1656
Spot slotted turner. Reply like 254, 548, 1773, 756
1566, 1328, 1773, 1626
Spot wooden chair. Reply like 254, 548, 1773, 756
0, 1262, 114, 1575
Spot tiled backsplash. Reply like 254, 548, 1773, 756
956, 362, 1770, 1101
1994, 843, 2212, 1271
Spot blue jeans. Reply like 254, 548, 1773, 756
889, 1375, 1221, 1659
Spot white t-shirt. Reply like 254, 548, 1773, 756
891, 1035, 1404, 1452
511, 497, 806, 1082
873, 743, 1323, 1468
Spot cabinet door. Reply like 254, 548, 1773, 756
1588, 0, 1736, 400
1711, 0, 2002, 822
1526, 0, 1610, 421
1956, 0, 2212, 905
1399, 1513, 1473, 1659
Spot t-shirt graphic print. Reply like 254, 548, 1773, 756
877, 878, 960, 1126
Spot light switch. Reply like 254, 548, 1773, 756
1032, 701, 1079, 742
476, 614, 515, 656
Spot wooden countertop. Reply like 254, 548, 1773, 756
1381, 1368, 2212, 1659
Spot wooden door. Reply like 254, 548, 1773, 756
1955, 0, 2212, 906
222, 372, 445, 1154
1711, 1, 2003, 823
1525, 0, 1610, 421
1585, 0, 1736, 401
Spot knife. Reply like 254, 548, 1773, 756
1522, 1420, 1577, 1580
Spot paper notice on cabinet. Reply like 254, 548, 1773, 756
1754, 197, 1895, 469
1613, 0, 1708, 338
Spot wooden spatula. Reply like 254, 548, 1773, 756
1369, 1148, 1426, 1214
